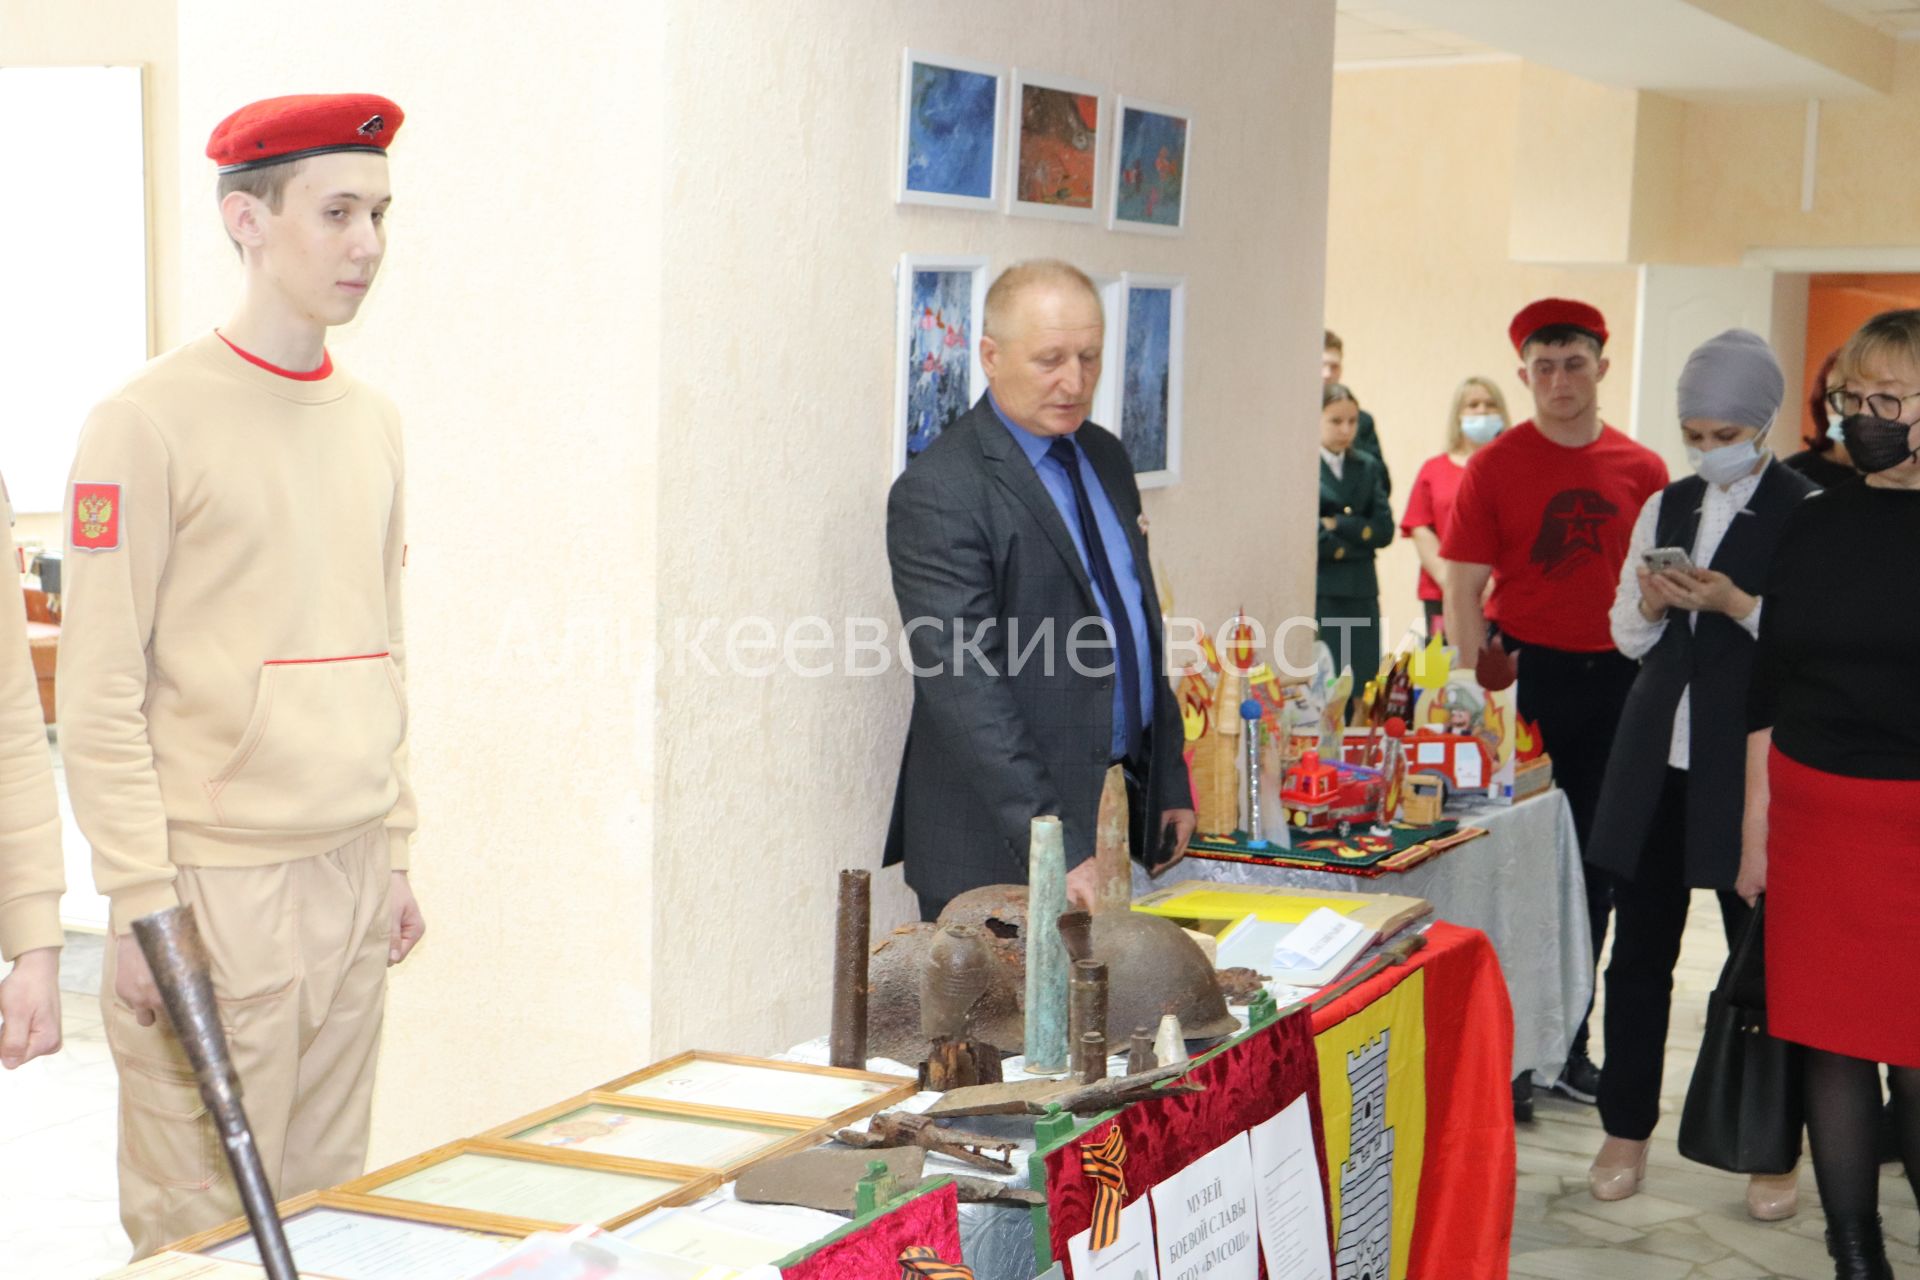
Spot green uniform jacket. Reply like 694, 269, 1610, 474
1354, 408, 1391, 496
1317, 449, 1393, 598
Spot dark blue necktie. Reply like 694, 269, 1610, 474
1046, 437, 1142, 754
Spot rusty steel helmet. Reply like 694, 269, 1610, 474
866, 922, 1026, 1064
1090, 911, 1241, 1043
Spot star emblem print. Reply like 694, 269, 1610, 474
1528, 488, 1618, 577
357, 114, 385, 139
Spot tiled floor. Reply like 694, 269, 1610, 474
1512, 891, 1918, 1280
1, 896, 1914, 1278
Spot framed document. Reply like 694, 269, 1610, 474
165, 1192, 521, 1280
599, 1052, 915, 1126
486, 1096, 818, 1177
336, 1140, 717, 1235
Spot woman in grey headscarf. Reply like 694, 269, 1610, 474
1581, 330, 1816, 1217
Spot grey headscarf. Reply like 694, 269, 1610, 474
1675, 328, 1783, 430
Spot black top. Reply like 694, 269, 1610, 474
1781, 447, 1859, 492
1749, 484, 1920, 779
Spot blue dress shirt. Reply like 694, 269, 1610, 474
989, 392, 1155, 760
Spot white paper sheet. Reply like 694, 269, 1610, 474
1249, 1097, 1333, 1280
618, 1059, 896, 1119
513, 1104, 791, 1168
1271, 909, 1366, 972
208, 1208, 513, 1279
1148, 1133, 1260, 1280
1066, 1195, 1159, 1280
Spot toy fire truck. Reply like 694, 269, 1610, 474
1279, 750, 1389, 837
1401, 729, 1498, 800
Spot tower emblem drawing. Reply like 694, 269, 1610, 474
1336, 1029, 1394, 1280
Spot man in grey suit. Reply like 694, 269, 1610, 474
884, 260, 1196, 921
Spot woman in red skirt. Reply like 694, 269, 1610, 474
1744, 308, 1920, 1280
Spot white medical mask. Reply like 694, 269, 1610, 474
1827, 412, 1846, 443
1686, 438, 1765, 486
1460, 413, 1504, 445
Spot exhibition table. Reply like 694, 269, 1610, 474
1136, 787, 1591, 1083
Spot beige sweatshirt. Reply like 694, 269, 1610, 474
59, 333, 415, 933
0, 473, 64, 959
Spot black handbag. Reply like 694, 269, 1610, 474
1678, 897, 1803, 1174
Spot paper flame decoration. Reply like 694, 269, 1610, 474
1517, 715, 1545, 760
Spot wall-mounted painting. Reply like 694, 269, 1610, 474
1008, 70, 1103, 223
895, 254, 988, 474
897, 51, 1006, 211
1109, 97, 1191, 235
1116, 273, 1185, 488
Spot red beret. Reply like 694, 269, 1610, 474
1509, 298, 1608, 355
207, 93, 403, 174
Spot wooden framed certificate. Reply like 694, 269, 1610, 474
165, 1191, 522, 1279
597, 1052, 916, 1126
334, 1139, 718, 1235
484, 1094, 821, 1176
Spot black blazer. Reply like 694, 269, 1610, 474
883, 397, 1191, 903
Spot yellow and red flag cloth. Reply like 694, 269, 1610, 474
1312, 921, 1515, 1279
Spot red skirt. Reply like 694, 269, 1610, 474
1766, 746, 1920, 1067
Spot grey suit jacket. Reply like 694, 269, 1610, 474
883, 397, 1192, 902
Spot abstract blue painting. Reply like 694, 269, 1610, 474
901, 55, 1001, 207
903, 268, 979, 464
1112, 100, 1189, 232
1120, 279, 1182, 486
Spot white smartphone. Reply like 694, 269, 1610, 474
1642, 546, 1695, 574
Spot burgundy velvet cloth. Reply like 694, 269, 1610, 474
1042, 1006, 1326, 1278
780, 1181, 964, 1280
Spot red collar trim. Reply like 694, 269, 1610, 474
215, 331, 333, 381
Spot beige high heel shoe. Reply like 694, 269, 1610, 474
1746, 1168, 1799, 1221
1588, 1136, 1649, 1202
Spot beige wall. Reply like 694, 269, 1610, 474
2, 0, 180, 552
165, 0, 1336, 1163
649, 0, 1336, 1052
1327, 60, 1642, 644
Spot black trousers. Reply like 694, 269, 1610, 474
1508, 637, 1640, 1060
1597, 768, 1752, 1139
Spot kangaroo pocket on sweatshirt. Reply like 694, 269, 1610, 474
203, 653, 405, 832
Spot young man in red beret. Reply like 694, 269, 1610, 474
58, 93, 426, 1256
1442, 299, 1667, 1115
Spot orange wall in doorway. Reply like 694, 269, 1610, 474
1802, 275, 1920, 442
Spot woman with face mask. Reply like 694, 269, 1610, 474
1317, 382, 1393, 684
1400, 377, 1509, 638
1782, 349, 1858, 491
1584, 330, 1816, 1219
1744, 309, 1920, 1280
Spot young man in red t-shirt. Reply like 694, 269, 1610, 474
1442, 299, 1668, 1109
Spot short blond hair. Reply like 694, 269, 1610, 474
215, 158, 304, 259
1445, 376, 1509, 452
983, 259, 1101, 341
1837, 308, 1920, 387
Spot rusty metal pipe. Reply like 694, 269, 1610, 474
132, 905, 297, 1280
830, 869, 872, 1069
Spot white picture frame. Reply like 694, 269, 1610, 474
897, 50, 1007, 211
1107, 95, 1192, 236
1088, 271, 1125, 432
894, 253, 989, 475
1114, 272, 1186, 489
1007, 69, 1105, 224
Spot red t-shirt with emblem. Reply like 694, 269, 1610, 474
1441, 420, 1668, 652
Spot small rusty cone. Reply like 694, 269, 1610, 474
919, 923, 993, 1040
830, 869, 871, 1069
1077, 1030, 1108, 1083
1068, 960, 1109, 1079
1126, 1026, 1155, 1076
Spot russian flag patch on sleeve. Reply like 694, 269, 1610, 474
71, 482, 122, 551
